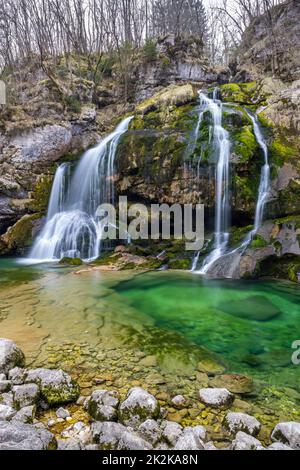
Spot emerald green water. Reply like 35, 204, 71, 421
0, 259, 300, 392
115, 271, 300, 387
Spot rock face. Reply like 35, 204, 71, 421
237, 0, 300, 81
0, 339, 25, 374
119, 387, 160, 427
199, 388, 234, 409
0, 421, 56, 450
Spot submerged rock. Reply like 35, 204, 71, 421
199, 388, 234, 409
0, 339, 25, 374
119, 387, 160, 427
224, 412, 261, 436
0, 421, 56, 450
271, 422, 300, 449
218, 296, 282, 321
210, 374, 253, 394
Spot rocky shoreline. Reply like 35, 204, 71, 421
0, 337, 299, 450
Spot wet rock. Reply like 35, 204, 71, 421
171, 395, 186, 409
161, 421, 183, 446
91, 422, 152, 450
119, 387, 160, 427
25, 368, 79, 406
56, 407, 70, 419
197, 358, 226, 376
224, 412, 261, 436
271, 422, 300, 449
219, 296, 281, 321
138, 419, 161, 445
210, 374, 253, 394
0, 339, 25, 374
0, 380, 11, 393
0, 404, 16, 420
231, 431, 264, 450
199, 388, 234, 409
12, 383, 39, 409
267, 442, 293, 450
8, 367, 26, 385
0, 421, 56, 450
174, 426, 205, 450
139, 355, 157, 367
87, 390, 119, 422
11, 405, 36, 424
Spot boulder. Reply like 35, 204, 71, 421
25, 368, 79, 406
267, 442, 293, 450
87, 390, 119, 422
199, 388, 234, 409
0, 339, 25, 374
138, 419, 161, 445
231, 431, 264, 450
161, 421, 183, 446
174, 427, 205, 450
12, 383, 39, 409
91, 422, 152, 450
11, 405, 36, 424
0, 404, 16, 421
8, 367, 27, 385
119, 387, 160, 427
0, 421, 56, 450
224, 412, 261, 436
271, 422, 300, 449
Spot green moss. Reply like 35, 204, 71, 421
1, 214, 40, 255
59, 257, 83, 266
277, 180, 300, 215
230, 225, 253, 246
168, 259, 191, 270
42, 383, 80, 406
269, 138, 296, 166
232, 125, 258, 163
258, 254, 300, 283
220, 82, 260, 105
92, 253, 122, 266
250, 234, 268, 249
63, 95, 81, 113
31, 175, 53, 213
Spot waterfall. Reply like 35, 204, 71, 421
195, 90, 231, 274
248, 112, 270, 232
47, 163, 70, 220
28, 116, 133, 262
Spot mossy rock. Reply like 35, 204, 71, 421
136, 84, 197, 115
220, 82, 262, 105
59, 257, 83, 266
0, 214, 41, 255
258, 254, 300, 282
232, 125, 259, 163
30, 175, 54, 213
168, 258, 191, 270
250, 234, 268, 249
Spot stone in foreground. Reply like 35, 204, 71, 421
0, 339, 25, 374
199, 388, 234, 409
224, 412, 261, 436
0, 421, 56, 450
271, 422, 300, 449
91, 421, 152, 450
231, 431, 264, 450
119, 387, 160, 427
174, 426, 205, 450
161, 421, 183, 446
87, 390, 119, 422
12, 383, 39, 409
25, 368, 79, 405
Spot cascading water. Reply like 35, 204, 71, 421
28, 116, 133, 262
193, 89, 231, 274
